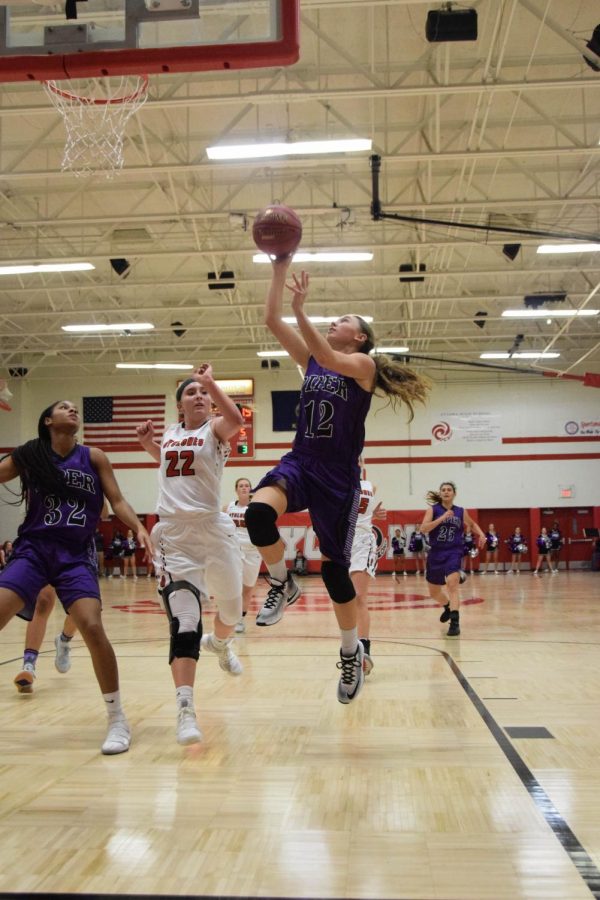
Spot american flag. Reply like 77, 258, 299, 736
83, 395, 165, 451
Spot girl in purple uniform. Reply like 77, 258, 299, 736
533, 527, 553, 575
481, 523, 500, 574
245, 257, 429, 704
507, 527, 527, 574
0, 400, 152, 755
420, 482, 485, 636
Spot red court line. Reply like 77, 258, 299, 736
503, 435, 600, 444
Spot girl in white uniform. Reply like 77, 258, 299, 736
350, 470, 384, 676
136, 364, 245, 746
226, 477, 262, 633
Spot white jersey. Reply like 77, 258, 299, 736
355, 480, 377, 536
226, 499, 253, 548
156, 420, 230, 519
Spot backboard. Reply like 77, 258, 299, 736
0, 0, 299, 81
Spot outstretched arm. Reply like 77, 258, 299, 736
264, 257, 311, 368
136, 420, 161, 462
192, 364, 244, 443
465, 510, 487, 548
289, 271, 375, 385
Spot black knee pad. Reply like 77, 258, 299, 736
159, 579, 203, 664
168, 617, 201, 664
245, 502, 280, 547
321, 560, 356, 604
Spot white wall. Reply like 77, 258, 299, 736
0, 368, 598, 543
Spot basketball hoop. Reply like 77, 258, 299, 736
43, 75, 149, 178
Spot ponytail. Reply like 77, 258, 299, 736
426, 481, 457, 506
354, 317, 430, 421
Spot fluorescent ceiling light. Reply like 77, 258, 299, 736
207, 139, 372, 160
537, 243, 600, 254
115, 363, 194, 370
480, 352, 560, 360
256, 350, 289, 358
0, 262, 94, 276
63, 323, 154, 333
254, 252, 373, 264
501, 309, 599, 318
372, 346, 409, 353
282, 315, 374, 325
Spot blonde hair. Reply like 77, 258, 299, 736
355, 317, 430, 421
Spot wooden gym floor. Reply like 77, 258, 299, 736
0, 569, 599, 900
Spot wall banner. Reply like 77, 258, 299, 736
431, 412, 501, 444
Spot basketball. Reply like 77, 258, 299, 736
252, 205, 302, 258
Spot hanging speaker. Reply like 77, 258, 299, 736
426, 8, 478, 43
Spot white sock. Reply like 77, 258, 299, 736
103, 690, 124, 720
176, 685, 194, 710
267, 558, 288, 583
209, 633, 229, 649
340, 627, 359, 657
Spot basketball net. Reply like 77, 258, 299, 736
43, 75, 149, 178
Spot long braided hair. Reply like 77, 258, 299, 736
10, 402, 73, 503
354, 317, 430, 421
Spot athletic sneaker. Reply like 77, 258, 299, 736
439, 604, 451, 623
234, 618, 246, 634
336, 643, 365, 704
54, 634, 72, 673
459, 570, 467, 584
363, 653, 374, 676
255, 573, 300, 627
14, 662, 36, 694
201, 633, 243, 676
101, 717, 131, 755
176, 704, 203, 745
447, 616, 460, 637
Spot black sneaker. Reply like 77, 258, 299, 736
439, 604, 451, 623
447, 615, 460, 637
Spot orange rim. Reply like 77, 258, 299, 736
43, 74, 149, 106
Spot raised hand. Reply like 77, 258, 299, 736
286, 270, 309, 314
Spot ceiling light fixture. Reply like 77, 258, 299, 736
207, 138, 372, 161
372, 346, 409, 354
115, 363, 193, 370
0, 262, 94, 276
253, 252, 373, 264
282, 315, 374, 325
536, 243, 600, 254
63, 323, 154, 333
502, 309, 599, 318
256, 350, 290, 358
480, 352, 560, 360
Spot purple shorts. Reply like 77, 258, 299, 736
426, 553, 463, 586
0, 537, 101, 621
254, 450, 360, 567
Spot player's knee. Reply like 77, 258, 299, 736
245, 502, 280, 547
169, 617, 201, 664
321, 560, 355, 604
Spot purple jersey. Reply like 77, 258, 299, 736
485, 530, 499, 551
508, 533, 525, 553
16, 444, 103, 548
293, 356, 372, 466
428, 504, 464, 555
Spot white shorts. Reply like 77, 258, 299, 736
152, 514, 242, 625
350, 529, 377, 578
238, 540, 262, 588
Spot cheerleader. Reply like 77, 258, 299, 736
481, 523, 500, 574
225, 477, 262, 633
549, 520, 563, 574
122, 529, 138, 579
391, 526, 407, 581
533, 527, 553, 575
462, 528, 478, 573
420, 482, 485, 636
507, 527, 527, 574
408, 524, 427, 575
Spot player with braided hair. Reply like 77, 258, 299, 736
0, 400, 152, 754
